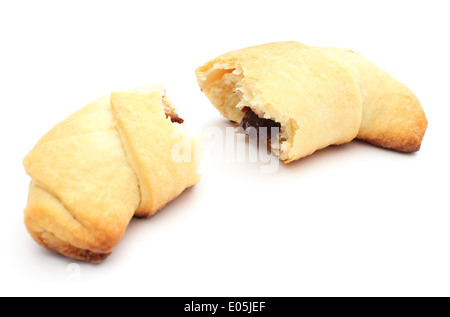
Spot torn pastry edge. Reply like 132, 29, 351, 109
196, 63, 299, 163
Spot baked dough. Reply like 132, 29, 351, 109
23, 85, 202, 262
195, 41, 427, 162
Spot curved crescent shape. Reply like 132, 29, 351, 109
195, 41, 427, 163
23, 85, 202, 262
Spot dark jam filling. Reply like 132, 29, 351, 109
169, 114, 184, 124
165, 111, 184, 124
239, 107, 281, 141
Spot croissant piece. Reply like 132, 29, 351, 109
195, 41, 427, 163
23, 85, 202, 262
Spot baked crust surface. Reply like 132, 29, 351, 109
196, 41, 427, 162
23, 85, 201, 262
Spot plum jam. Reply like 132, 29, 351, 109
166, 113, 184, 124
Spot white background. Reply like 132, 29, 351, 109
1, 0, 449, 296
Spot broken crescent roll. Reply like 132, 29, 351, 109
195, 41, 427, 162
23, 85, 202, 262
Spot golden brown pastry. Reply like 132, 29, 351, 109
23, 85, 202, 262
195, 41, 427, 162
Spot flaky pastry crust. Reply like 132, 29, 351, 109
23, 85, 201, 262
